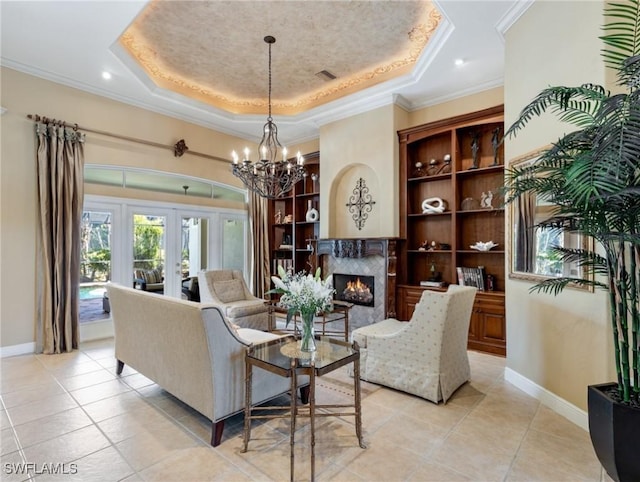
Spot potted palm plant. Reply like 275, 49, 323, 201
503, 1, 639, 480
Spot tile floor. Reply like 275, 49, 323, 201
1, 338, 610, 482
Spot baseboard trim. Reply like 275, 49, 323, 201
0, 342, 36, 358
79, 318, 114, 342
1, 320, 114, 358
505, 367, 588, 431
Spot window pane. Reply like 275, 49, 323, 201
222, 219, 244, 271
80, 210, 111, 323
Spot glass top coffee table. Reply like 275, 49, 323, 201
267, 300, 354, 341
242, 335, 366, 482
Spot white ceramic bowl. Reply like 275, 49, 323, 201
470, 241, 498, 251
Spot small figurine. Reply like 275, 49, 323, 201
438, 154, 452, 174
428, 260, 442, 282
470, 132, 480, 169
427, 159, 439, 176
491, 127, 501, 166
480, 191, 494, 209
274, 210, 282, 224
283, 214, 293, 223
487, 274, 496, 291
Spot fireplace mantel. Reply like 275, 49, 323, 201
317, 238, 400, 319
316, 238, 396, 258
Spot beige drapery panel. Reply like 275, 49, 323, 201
248, 191, 270, 298
515, 191, 536, 273
35, 121, 85, 354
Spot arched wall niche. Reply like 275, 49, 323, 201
327, 163, 379, 238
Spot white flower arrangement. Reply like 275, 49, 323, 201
268, 266, 335, 324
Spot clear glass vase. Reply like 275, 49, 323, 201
299, 309, 316, 352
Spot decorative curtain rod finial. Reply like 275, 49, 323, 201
174, 139, 188, 157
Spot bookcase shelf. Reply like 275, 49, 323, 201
398, 105, 506, 355
267, 152, 320, 287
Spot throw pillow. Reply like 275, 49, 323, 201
143, 270, 156, 284
213, 279, 245, 303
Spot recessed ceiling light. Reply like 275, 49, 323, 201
102, 71, 112, 80
454, 59, 465, 67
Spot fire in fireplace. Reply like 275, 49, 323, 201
333, 273, 375, 307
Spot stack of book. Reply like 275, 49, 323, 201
273, 258, 293, 274
456, 266, 487, 291
419, 280, 447, 288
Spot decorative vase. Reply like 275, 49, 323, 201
299, 309, 316, 352
305, 200, 319, 222
588, 383, 640, 482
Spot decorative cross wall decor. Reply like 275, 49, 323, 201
346, 178, 376, 230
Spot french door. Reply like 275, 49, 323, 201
83, 195, 248, 302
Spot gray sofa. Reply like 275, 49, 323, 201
106, 284, 307, 446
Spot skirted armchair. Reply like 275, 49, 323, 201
351, 285, 477, 404
198, 269, 270, 331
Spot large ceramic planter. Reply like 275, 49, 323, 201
588, 383, 640, 482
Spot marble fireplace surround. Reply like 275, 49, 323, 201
317, 238, 398, 331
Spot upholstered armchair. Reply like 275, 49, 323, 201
351, 285, 477, 403
198, 269, 269, 331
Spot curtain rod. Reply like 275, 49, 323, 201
26, 114, 231, 164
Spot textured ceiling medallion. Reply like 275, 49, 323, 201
119, 1, 441, 116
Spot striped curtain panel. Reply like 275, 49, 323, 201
248, 191, 270, 298
35, 120, 85, 354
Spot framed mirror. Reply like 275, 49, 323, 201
507, 147, 593, 290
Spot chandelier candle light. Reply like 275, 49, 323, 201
231, 36, 306, 199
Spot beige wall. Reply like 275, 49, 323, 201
319, 104, 399, 238
0, 67, 249, 348
504, 1, 614, 411
289, 138, 320, 158
408, 86, 504, 127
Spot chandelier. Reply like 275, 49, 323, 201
231, 35, 306, 199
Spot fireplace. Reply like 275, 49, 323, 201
333, 273, 375, 307
318, 238, 397, 331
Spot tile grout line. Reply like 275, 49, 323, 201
0, 394, 35, 482
36, 347, 140, 481
499, 396, 542, 482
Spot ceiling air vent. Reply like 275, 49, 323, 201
315, 70, 337, 81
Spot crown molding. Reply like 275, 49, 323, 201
408, 78, 504, 112
495, 0, 535, 41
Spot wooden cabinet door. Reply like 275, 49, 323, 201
468, 294, 505, 356
397, 285, 424, 321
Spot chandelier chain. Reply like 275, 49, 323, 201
267, 40, 272, 121
230, 35, 307, 199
